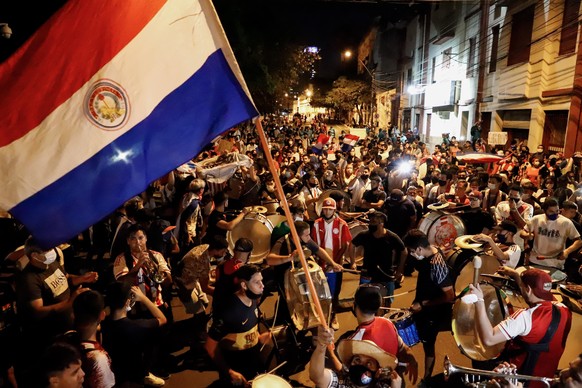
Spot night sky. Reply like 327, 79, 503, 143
0, 0, 419, 79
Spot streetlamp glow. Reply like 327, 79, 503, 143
343, 50, 352, 59
306, 90, 312, 97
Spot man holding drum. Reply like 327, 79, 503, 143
468, 268, 572, 387
402, 229, 455, 387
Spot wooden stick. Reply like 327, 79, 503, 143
255, 119, 328, 330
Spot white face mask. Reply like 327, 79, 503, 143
42, 249, 57, 265
294, 215, 303, 221
488, 183, 497, 190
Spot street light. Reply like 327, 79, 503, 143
306, 90, 312, 97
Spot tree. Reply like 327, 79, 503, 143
323, 77, 371, 123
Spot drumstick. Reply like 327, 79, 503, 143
259, 296, 280, 352
248, 361, 289, 383
342, 268, 361, 275
381, 289, 417, 299
379, 307, 403, 311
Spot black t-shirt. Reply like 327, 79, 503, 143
362, 189, 387, 205
203, 210, 227, 243
16, 261, 72, 337
271, 235, 320, 287
208, 294, 264, 379
101, 317, 160, 383
384, 199, 416, 237
352, 230, 405, 282
461, 209, 496, 235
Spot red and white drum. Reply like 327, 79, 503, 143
418, 211, 466, 252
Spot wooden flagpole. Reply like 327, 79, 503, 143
254, 118, 329, 330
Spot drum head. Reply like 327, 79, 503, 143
284, 262, 332, 331
252, 374, 291, 388
450, 251, 502, 295
419, 212, 466, 251
227, 214, 274, 263
385, 309, 411, 322
452, 284, 508, 361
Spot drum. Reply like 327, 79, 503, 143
252, 374, 291, 388
452, 283, 509, 361
284, 261, 332, 331
258, 323, 290, 371
446, 248, 501, 295
348, 221, 368, 266
262, 200, 280, 215
418, 211, 466, 252
267, 214, 286, 229
385, 310, 420, 347
228, 213, 274, 263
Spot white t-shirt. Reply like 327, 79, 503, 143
324, 220, 334, 250
527, 214, 581, 269
348, 178, 371, 207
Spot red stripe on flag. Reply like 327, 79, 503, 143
0, 0, 166, 147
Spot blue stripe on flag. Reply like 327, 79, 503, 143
11, 49, 257, 247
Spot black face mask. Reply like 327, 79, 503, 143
368, 224, 379, 233
361, 174, 369, 180
496, 233, 507, 244
510, 197, 520, 203
438, 180, 447, 186
244, 288, 262, 300
348, 364, 374, 386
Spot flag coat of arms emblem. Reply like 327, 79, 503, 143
0, 0, 258, 247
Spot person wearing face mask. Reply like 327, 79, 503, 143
348, 167, 372, 212
524, 198, 582, 270
495, 185, 534, 230
481, 174, 508, 215
351, 212, 406, 307
205, 265, 269, 386
473, 220, 522, 268
525, 158, 542, 188
459, 192, 496, 235
310, 329, 403, 388
362, 176, 387, 210
15, 237, 98, 354
311, 198, 352, 330
401, 229, 455, 386
299, 171, 323, 221
427, 172, 452, 208
537, 177, 557, 205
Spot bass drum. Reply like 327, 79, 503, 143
446, 248, 499, 296
315, 190, 351, 217
227, 213, 274, 264
262, 200, 280, 215
348, 221, 368, 266
252, 374, 291, 388
418, 211, 466, 252
452, 283, 509, 361
284, 261, 332, 331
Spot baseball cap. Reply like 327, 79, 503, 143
520, 268, 555, 301
234, 238, 253, 253
321, 197, 337, 210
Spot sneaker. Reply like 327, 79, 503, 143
144, 373, 165, 387
331, 316, 340, 331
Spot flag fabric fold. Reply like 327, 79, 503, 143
0, 0, 258, 247
311, 133, 330, 155
341, 134, 360, 153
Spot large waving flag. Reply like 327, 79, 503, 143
341, 134, 360, 153
0, 0, 258, 248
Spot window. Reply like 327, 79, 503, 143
407, 68, 413, 85
467, 37, 477, 78
490, 25, 500, 73
432, 57, 436, 83
507, 5, 535, 66
559, 0, 581, 55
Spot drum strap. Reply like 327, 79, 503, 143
506, 305, 560, 375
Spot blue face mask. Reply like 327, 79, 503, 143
497, 233, 507, 244
546, 213, 558, 221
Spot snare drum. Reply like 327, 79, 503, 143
418, 211, 466, 252
385, 310, 420, 347
228, 213, 274, 263
284, 261, 332, 331
348, 221, 368, 265
252, 374, 291, 388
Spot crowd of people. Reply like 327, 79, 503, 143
1, 113, 582, 388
